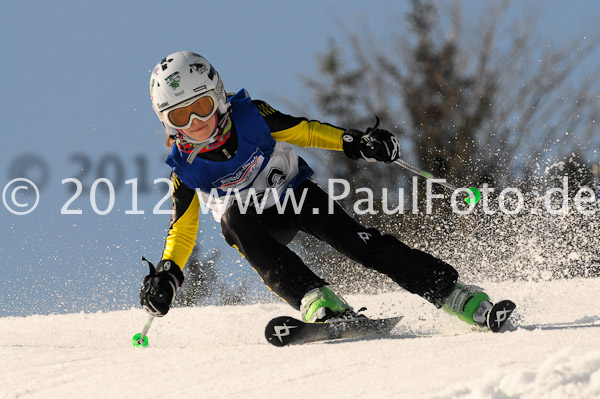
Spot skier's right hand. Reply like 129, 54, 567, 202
139, 258, 184, 317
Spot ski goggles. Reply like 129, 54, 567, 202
163, 91, 219, 129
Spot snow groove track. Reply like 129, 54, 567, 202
1, 279, 599, 399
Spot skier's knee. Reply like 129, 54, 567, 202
220, 206, 249, 246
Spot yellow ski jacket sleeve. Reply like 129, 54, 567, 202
253, 100, 345, 151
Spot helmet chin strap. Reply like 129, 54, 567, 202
177, 109, 231, 144
179, 128, 219, 146
179, 111, 232, 164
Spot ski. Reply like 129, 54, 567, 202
265, 315, 402, 347
486, 299, 517, 333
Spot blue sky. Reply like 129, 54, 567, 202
1, 1, 598, 316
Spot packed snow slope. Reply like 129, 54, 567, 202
1, 278, 600, 399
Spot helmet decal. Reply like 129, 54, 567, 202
189, 62, 208, 74
165, 72, 181, 90
160, 57, 173, 71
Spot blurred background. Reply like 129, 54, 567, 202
1, 0, 599, 316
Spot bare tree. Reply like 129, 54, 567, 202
304, 0, 600, 193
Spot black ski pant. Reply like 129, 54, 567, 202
221, 179, 458, 310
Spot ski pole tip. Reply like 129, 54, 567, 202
132, 333, 149, 347
465, 187, 482, 204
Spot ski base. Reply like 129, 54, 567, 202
265, 315, 402, 347
486, 299, 517, 333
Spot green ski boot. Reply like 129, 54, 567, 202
300, 286, 351, 323
443, 281, 493, 326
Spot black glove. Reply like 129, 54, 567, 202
342, 117, 400, 163
139, 257, 184, 317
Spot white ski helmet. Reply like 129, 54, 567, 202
149, 51, 229, 139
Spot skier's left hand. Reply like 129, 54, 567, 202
342, 127, 400, 163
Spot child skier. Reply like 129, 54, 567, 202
139, 51, 501, 329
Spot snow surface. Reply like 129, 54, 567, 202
1, 279, 599, 399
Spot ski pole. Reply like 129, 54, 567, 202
132, 315, 154, 347
393, 158, 481, 204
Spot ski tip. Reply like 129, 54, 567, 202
385, 315, 403, 331
487, 300, 516, 333
265, 316, 304, 347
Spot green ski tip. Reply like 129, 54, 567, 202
132, 333, 149, 347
